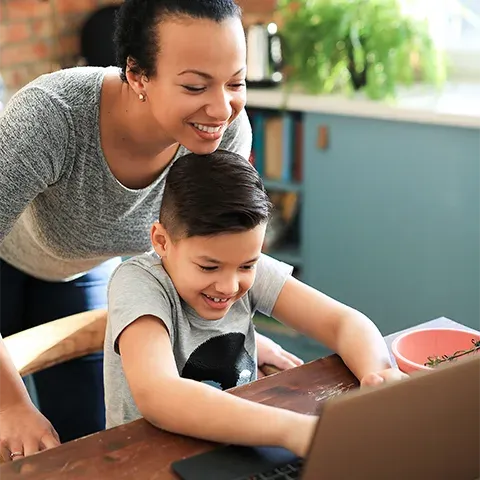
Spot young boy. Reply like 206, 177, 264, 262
104, 150, 406, 458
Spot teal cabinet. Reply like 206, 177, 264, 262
301, 112, 480, 333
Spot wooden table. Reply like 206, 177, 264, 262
2, 317, 474, 480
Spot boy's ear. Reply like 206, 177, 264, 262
151, 222, 169, 256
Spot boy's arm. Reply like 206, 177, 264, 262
271, 277, 406, 384
118, 315, 317, 457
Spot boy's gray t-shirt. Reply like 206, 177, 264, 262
104, 251, 293, 428
0, 66, 251, 281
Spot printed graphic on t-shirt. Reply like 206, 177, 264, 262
181, 332, 255, 390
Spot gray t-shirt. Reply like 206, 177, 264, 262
0, 67, 252, 281
104, 251, 293, 428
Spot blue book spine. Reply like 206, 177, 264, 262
252, 111, 265, 177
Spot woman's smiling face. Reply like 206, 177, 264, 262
142, 16, 247, 154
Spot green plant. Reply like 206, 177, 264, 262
424, 338, 480, 368
277, 0, 446, 100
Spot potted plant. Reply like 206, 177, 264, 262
276, 0, 446, 100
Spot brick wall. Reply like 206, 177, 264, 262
0, 0, 124, 90
0, 0, 276, 92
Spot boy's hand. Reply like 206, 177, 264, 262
360, 367, 408, 388
255, 332, 303, 377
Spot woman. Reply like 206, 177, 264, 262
0, 0, 303, 461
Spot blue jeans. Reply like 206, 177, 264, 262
0, 257, 121, 442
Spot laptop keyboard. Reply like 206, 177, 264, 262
240, 458, 303, 480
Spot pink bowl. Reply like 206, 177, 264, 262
392, 328, 480, 374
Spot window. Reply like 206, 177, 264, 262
402, 0, 480, 80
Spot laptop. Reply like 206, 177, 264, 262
172, 354, 480, 480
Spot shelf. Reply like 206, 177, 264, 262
266, 246, 303, 267
263, 179, 303, 193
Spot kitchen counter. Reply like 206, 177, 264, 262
4, 81, 480, 129
247, 82, 480, 129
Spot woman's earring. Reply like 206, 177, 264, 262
138, 93, 146, 102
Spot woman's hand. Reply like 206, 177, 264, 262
255, 331, 303, 377
0, 400, 60, 461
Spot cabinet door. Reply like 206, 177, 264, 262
302, 112, 480, 333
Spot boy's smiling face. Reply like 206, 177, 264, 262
151, 223, 266, 320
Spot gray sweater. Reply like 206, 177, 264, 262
0, 67, 252, 281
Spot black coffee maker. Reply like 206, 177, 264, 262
245, 22, 283, 88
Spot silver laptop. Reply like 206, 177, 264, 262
172, 354, 480, 480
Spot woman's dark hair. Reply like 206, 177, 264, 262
160, 150, 273, 240
114, 0, 242, 82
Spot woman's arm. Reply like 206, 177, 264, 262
271, 276, 404, 383
0, 335, 31, 412
0, 336, 60, 461
0, 87, 68, 243
0, 87, 69, 461
118, 315, 317, 457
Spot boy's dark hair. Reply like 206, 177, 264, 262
114, 0, 242, 82
160, 150, 272, 239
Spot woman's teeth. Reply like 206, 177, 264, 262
193, 123, 222, 133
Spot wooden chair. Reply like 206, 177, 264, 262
4, 309, 108, 378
